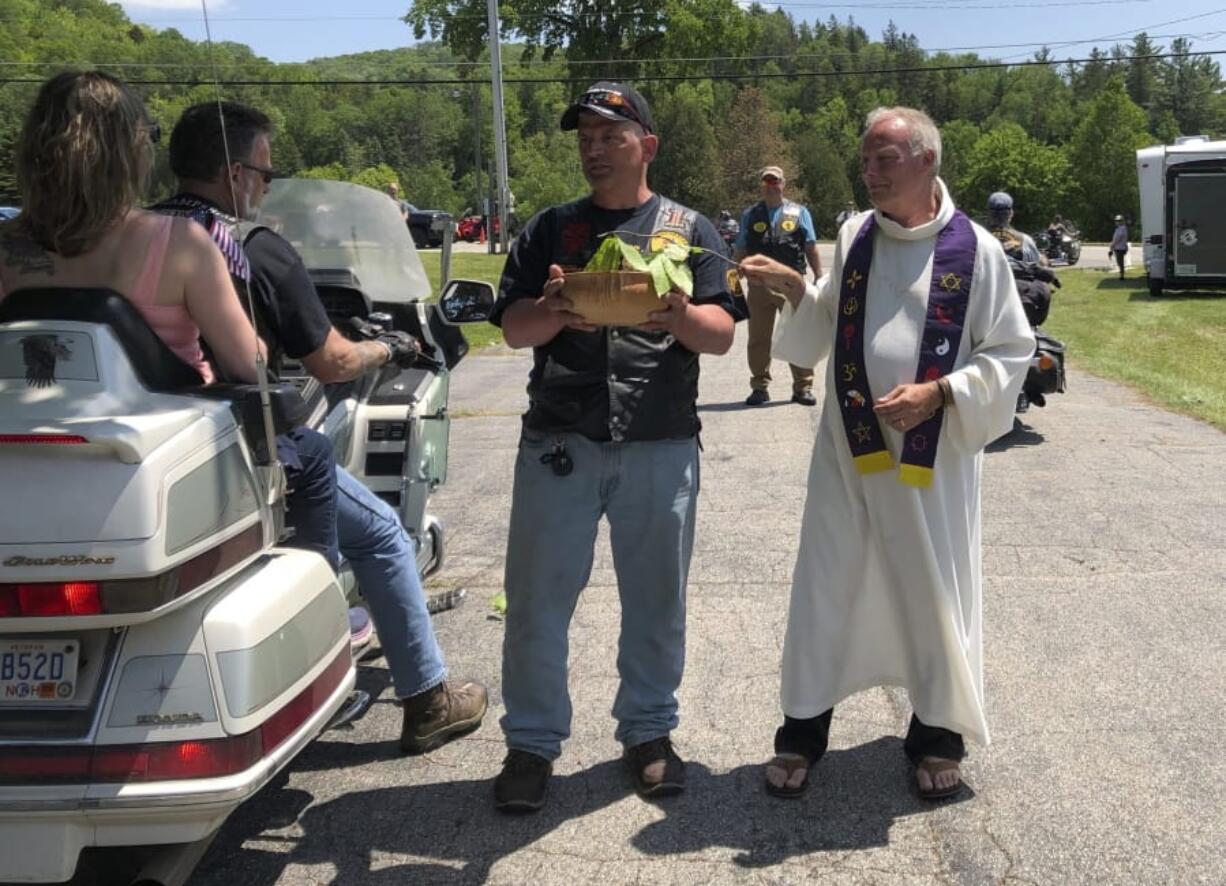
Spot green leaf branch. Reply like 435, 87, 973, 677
583, 230, 738, 298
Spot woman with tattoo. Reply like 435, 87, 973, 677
0, 73, 348, 581
0, 71, 263, 383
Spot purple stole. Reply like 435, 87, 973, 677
834, 210, 976, 489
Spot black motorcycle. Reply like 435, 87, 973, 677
716, 212, 739, 251
1033, 224, 1081, 266
1009, 259, 1067, 413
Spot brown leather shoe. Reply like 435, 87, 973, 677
399, 680, 488, 755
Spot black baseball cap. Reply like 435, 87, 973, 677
560, 81, 654, 134
987, 191, 1014, 211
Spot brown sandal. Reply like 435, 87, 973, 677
764, 752, 813, 799
915, 757, 965, 801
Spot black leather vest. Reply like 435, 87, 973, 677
744, 200, 808, 272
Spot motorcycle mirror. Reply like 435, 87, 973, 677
439, 279, 496, 325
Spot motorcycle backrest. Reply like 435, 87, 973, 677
0, 287, 205, 391
0, 288, 306, 462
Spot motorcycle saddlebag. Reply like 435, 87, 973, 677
1025, 329, 1066, 397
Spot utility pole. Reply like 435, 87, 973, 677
486, 0, 511, 254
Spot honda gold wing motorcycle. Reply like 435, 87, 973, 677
0, 181, 494, 885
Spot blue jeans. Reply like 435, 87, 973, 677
500, 430, 700, 761
335, 466, 447, 698
280, 428, 339, 572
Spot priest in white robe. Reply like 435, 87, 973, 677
741, 107, 1034, 800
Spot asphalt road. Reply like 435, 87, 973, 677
192, 296, 1224, 885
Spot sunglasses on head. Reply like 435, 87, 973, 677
580, 89, 648, 131
240, 162, 278, 185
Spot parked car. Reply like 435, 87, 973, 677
406, 203, 451, 249
456, 213, 501, 243
0, 206, 20, 221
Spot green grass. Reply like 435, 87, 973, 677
1044, 269, 1226, 430
420, 251, 508, 350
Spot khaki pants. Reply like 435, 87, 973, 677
747, 282, 814, 393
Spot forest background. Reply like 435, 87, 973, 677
2, 0, 1224, 239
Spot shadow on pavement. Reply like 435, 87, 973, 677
632, 738, 972, 868
196, 760, 632, 885
193, 738, 970, 884
987, 419, 1046, 451
699, 400, 796, 413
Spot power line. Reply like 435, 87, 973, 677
0, 48, 1219, 87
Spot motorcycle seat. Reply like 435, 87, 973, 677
0, 287, 306, 461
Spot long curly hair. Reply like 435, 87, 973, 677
15, 71, 154, 256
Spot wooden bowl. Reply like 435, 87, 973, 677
562, 271, 661, 326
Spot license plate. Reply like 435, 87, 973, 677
0, 638, 79, 703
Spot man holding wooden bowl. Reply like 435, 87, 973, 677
487, 81, 746, 813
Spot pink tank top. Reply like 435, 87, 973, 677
0, 216, 215, 385
128, 216, 215, 384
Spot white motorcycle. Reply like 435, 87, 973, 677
253, 179, 477, 588
0, 181, 495, 885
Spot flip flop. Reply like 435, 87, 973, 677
915, 757, 965, 801
764, 752, 813, 799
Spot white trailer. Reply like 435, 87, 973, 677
1137, 137, 1226, 296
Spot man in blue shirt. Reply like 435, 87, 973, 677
734, 166, 823, 406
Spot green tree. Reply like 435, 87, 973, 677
1067, 77, 1151, 238
959, 122, 1072, 229
793, 134, 852, 238
1125, 33, 1161, 113
938, 119, 981, 201
649, 83, 719, 215
1156, 38, 1221, 136
509, 131, 586, 220
712, 87, 797, 214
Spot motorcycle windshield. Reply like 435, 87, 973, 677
256, 179, 433, 303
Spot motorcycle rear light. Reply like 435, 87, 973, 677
1038, 355, 1055, 371
90, 733, 262, 782
0, 434, 89, 445
0, 524, 262, 617
4, 582, 103, 616
0, 646, 349, 785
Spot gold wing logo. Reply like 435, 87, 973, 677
781, 220, 797, 232
752, 221, 768, 233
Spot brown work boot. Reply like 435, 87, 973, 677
399, 679, 488, 755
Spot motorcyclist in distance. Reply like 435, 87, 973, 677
986, 192, 1045, 266
716, 209, 739, 250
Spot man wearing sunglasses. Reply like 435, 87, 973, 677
489, 81, 746, 813
734, 166, 823, 407
153, 101, 489, 758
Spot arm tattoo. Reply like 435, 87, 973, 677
1, 233, 56, 276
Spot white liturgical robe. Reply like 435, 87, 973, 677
772, 180, 1033, 745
